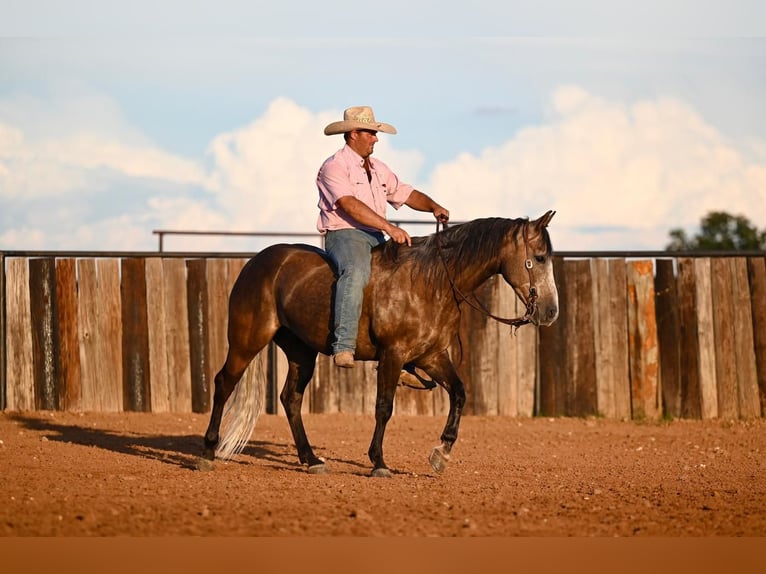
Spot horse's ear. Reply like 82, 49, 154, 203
537, 210, 556, 228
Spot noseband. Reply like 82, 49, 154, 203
435, 220, 539, 331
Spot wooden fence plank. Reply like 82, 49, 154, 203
146, 259, 170, 412
748, 257, 766, 415
163, 258, 191, 412
538, 256, 567, 416
340, 361, 366, 414
496, 278, 518, 416
677, 258, 701, 418
516, 291, 538, 417
564, 259, 597, 416
461, 281, 495, 416
592, 259, 630, 418
312, 354, 338, 413
76, 260, 98, 411
732, 258, 761, 418
29, 258, 59, 410
626, 260, 660, 420
694, 258, 718, 419
5, 258, 34, 410
592, 258, 613, 417
480, 280, 500, 416
1, 252, 5, 410
206, 259, 229, 398
55, 258, 81, 411
711, 258, 738, 418
608, 259, 631, 419
97, 259, 123, 412
187, 259, 210, 413
121, 258, 150, 412
655, 258, 681, 418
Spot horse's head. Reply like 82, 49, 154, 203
500, 210, 559, 326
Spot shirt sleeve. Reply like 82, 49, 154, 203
376, 162, 414, 210
317, 158, 356, 210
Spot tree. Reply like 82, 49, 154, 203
666, 211, 766, 251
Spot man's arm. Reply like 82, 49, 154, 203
404, 190, 450, 223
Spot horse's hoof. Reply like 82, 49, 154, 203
308, 463, 329, 475
371, 467, 393, 478
429, 446, 450, 474
195, 457, 215, 472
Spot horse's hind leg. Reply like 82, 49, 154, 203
418, 350, 466, 474
275, 331, 325, 472
202, 347, 259, 460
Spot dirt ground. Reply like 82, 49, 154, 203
1, 410, 764, 536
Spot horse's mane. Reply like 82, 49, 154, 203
376, 217, 551, 291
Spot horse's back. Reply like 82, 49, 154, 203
231, 243, 333, 300
228, 243, 337, 352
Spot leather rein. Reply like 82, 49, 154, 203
434, 219, 538, 331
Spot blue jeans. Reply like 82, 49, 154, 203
324, 229, 385, 355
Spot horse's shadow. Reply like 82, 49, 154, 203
7, 414, 372, 474
7, 414, 291, 470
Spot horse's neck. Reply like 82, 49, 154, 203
451, 257, 500, 295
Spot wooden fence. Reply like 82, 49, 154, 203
1, 252, 765, 420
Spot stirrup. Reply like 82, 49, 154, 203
398, 365, 437, 391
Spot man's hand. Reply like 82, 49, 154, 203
386, 223, 412, 246
404, 190, 449, 226
433, 206, 450, 224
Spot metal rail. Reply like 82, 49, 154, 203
151, 220, 469, 252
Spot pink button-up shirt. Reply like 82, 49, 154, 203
316, 145, 414, 233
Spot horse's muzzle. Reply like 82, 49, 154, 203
536, 305, 559, 326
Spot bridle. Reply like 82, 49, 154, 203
435, 219, 539, 331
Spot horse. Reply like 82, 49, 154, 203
200, 211, 559, 477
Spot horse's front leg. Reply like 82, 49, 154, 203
368, 351, 404, 478
419, 350, 466, 474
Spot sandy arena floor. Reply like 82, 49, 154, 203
1, 411, 764, 536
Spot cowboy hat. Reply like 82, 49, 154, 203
323, 106, 397, 136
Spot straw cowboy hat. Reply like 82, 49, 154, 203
323, 106, 398, 136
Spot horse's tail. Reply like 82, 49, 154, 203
215, 352, 266, 460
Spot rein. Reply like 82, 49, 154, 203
434, 219, 538, 331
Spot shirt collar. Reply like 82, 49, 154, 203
343, 144, 373, 168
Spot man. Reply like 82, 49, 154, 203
317, 106, 449, 368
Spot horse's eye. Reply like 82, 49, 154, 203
535, 255, 546, 264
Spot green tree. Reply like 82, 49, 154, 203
666, 211, 766, 251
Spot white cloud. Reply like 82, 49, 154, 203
0, 92, 207, 200
428, 85, 766, 250
205, 97, 425, 233
2, 88, 765, 252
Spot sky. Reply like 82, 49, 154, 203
1, 1, 766, 253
